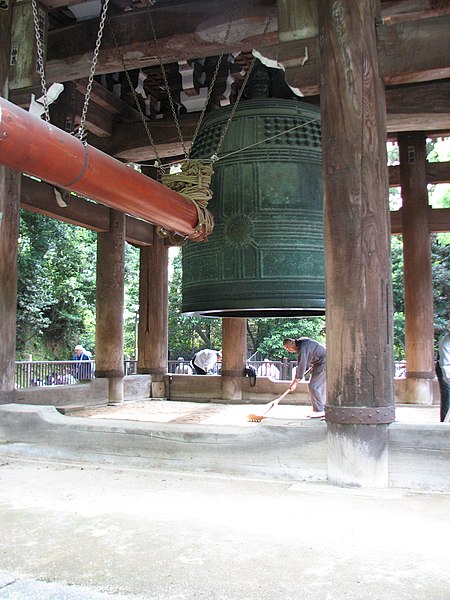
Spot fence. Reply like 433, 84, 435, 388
15, 360, 95, 389
15, 359, 408, 389
167, 358, 298, 379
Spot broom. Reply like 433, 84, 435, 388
247, 366, 313, 422
247, 386, 292, 422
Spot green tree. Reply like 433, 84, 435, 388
250, 317, 325, 360
17, 211, 97, 359
123, 243, 140, 358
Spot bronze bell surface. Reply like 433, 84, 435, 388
182, 98, 325, 317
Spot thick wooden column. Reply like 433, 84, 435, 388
221, 318, 247, 402
398, 132, 435, 404
0, 169, 20, 404
137, 235, 168, 398
0, 0, 21, 404
95, 210, 125, 403
319, 0, 395, 487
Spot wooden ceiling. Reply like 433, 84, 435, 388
7, 0, 450, 242
8, 0, 450, 166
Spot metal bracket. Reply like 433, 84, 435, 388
220, 369, 244, 378
325, 405, 395, 424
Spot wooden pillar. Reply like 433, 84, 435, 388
95, 209, 125, 403
398, 132, 435, 404
0, 0, 21, 404
319, 0, 395, 487
221, 318, 247, 402
137, 235, 168, 399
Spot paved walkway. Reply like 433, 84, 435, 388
0, 450, 449, 600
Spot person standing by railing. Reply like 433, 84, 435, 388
72, 345, 94, 381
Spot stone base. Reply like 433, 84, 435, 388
327, 423, 389, 487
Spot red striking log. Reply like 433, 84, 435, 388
0, 97, 209, 240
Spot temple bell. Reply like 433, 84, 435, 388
182, 97, 325, 318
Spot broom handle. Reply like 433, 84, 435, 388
262, 386, 292, 415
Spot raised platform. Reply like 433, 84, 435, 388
0, 402, 448, 491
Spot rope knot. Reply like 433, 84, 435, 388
161, 159, 215, 242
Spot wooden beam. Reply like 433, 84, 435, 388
398, 132, 435, 381
21, 165, 450, 237
385, 80, 450, 133
381, 0, 450, 23
125, 216, 154, 248
391, 206, 450, 233
41, 6, 450, 89
73, 78, 141, 121
8, 1, 48, 90
72, 88, 115, 137
389, 160, 450, 187
20, 176, 154, 246
258, 14, 450, 96
89, 83, 450, 162
277, 0, 318, 42
137, 239, 168, 378
45, 0, 279, 84
377, 15, 450, 85
92, 113, 198, 162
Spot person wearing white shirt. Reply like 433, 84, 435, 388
191, 349, 222, 375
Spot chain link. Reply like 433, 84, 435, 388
213, 5, 276, 159
145, 3, 188, 157
107, 19, 163, 168
187, 0, 239, 156
31, 0, 50, 122
77, 0, 110, 141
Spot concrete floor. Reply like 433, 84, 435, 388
0, 401, 447, 599
71, 399, 441, 426
1, 450, 449, 600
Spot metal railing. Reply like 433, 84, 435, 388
15, 359, 409, 389
15, 360, 95, 388
167, 358, 298, 380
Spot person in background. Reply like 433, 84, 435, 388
283, 337, 326, 418
175, 357, 193, 374
436, 321, 450, 422
191, 349, 222, 375
72, 344, 93, 380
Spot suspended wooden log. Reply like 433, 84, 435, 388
0, 97, 211, 241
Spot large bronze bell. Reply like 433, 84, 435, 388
182, 98, 324, 317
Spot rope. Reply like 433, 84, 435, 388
160, 160, 215, 242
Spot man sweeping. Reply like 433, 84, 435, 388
283, 337, 326, 418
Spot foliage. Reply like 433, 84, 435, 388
17, 211, 97, 360
246, 317, 325, 360
432, 234, 450, 340
390, 237, 405, 359
123, 243, 140, 358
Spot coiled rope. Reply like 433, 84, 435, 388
160, 160, 215, 242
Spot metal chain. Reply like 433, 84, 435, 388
77, 0, 110, 141
31, 0, 50, 122
145, 2, 188, 157
187, 0, 239, 156
107, 19, 163, 168
212, 5, 276, 161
